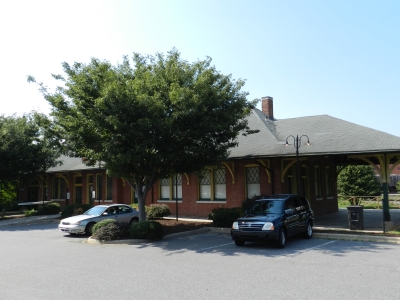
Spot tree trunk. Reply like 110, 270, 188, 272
134, 180, 147, 221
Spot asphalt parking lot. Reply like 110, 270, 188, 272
1, 222, 400, 300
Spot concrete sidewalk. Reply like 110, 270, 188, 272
314, 208, 400, 232
0, 214, 60, 227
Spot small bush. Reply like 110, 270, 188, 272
92, 219, 116, 235
24, 209, 37, 217
61, 204, 92, 218
145, 204, 171, 219
72, 208, 84, 216
208, 207, 242, 228
3, 201, 20, 212
37, 202, 61, 215
130, 203, 139, 210
93, 222, 120, 241
116, 222, 131, 238
130, 221, 163, 240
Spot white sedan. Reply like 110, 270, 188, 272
58, 204, 139, 235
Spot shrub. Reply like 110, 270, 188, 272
130, 203, 139, 210
93, 222, 120, 241
208, 207, 242, 228
145, 204, 171, 219
24, 209, 37, 217
130, 221, 163, 240
3, 201, 20, 212
61, 204, 92, 218
72, 208, 84, 216
37, 202, 61, 215
92, 219, 116, 235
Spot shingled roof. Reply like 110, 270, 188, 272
47, 155, 98, 173
47, 99, 400, 172
229, 108, 400, 159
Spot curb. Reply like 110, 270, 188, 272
88, 227, 400, 245
87, 227, 214, 245
313, 232, 400, 244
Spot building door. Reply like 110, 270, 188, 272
75, 186, 82, 204
28, 181, 39, 202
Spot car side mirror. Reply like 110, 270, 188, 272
285, 208, 294, 215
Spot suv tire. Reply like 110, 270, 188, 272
276, 227, 286, 248
303, 221, 313, 239
235, 240, 245, 246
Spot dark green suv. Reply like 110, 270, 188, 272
231, 194, 314, 248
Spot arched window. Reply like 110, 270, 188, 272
198, 168, 226, 201
159, 174, 183, 201
246, 166, 260, 199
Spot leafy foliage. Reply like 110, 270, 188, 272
37, 202, 61, 215
61, 204, 92, 218
31, 49, 258, 221
24, 209, 37, 217
92, 218, 117, 236
0, 181, 17, 209
145, 204, 171, 219
0, 113, 63, 184
396, 181, 400, 192
208, 207, 242, 228
130, 221, 163, 240
337, 165, 381, 205
93, 222, 120, 241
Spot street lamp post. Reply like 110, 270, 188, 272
285, 135, 310, 196
98, 161, 102, 206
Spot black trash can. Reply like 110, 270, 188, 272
347, 205, 364, 230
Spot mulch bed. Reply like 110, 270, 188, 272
154, 219, 214, 236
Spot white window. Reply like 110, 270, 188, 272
199, 168, 226, 201
246, 167, 260, 198
159, 174, 182, 200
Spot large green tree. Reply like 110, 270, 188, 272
31, 49, 257, 220
0, 112, 62, 205
337, 165, 381, 204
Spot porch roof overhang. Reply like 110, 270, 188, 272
228, 110, 400, 162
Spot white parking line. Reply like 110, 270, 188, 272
276, 240, 337, 259
198, 242, 233, 251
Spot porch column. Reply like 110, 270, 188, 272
381, 154, 390, 221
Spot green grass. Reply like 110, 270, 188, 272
338, 196, 400, 209
387, 226, 400, 235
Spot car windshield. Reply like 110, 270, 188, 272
249, 200, 283, 215
83, 206, 106, 216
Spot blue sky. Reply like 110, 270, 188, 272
1, 0, 399, 136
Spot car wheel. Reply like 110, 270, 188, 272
234, 240, 245, 246
130, 217, 139, 225
85, 223, 95, 236
276, 227, 286, 248
303, 221, 313, 239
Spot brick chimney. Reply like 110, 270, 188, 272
262, 96, 273, 119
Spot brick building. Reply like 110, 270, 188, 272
18, 97, 400, 219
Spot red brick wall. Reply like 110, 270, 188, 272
22, 156, 338, 217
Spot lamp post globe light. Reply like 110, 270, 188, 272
285, 135, 310, 196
